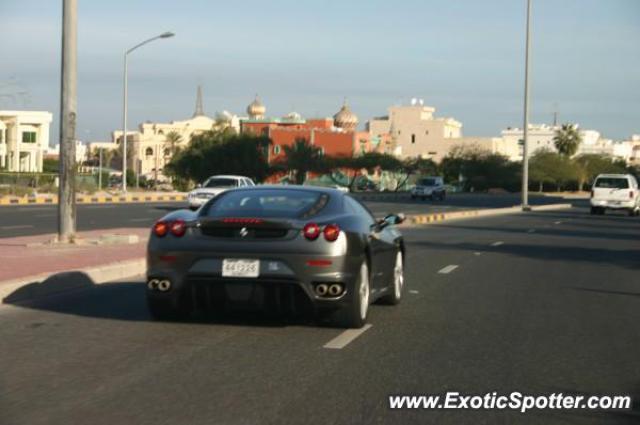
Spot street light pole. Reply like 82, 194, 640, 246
521, 0, 532, 211
121, 31, 175, 193
58, 0, 77, 242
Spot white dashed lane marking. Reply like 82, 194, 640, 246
527, 229, 536, 233
323, 324, 373, 349
1, 225, 34, 230
554, 221, 563, 224
490, 241, 504, 247
409, 290, 419, 294
438, 265, 459, 274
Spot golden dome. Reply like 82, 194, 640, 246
333, 100, 358, 131
247, 95, 266, 119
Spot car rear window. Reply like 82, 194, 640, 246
204, 178, 238, 188
594, 178, 629, 189
204, 189, 329, 218
419, 178, 437, 186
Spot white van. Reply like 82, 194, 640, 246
590, 174, 640, 216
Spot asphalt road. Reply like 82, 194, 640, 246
1, 207, 638, 424
0, 193, 578, 238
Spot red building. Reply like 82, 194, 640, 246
241, 98, 362, 164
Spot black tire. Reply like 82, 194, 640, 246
628, 208, 636, 217
325, 260, 370, 328
147, 294, 189, 321
421, 196, 426, 201
410, 195, 416, 200
441, 191, 446, 201
590, 207, 597, 215
599, 208, 606, 215
379, 251, 404, 305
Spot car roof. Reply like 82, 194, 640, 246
232, 184, 344, 195
204, 175, 252, 180
595, 174, 634, 179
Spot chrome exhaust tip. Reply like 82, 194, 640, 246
147, 279, 159, 290
157, 279, 171, 292
315, 283, 329, 296
328, 284, 343, 296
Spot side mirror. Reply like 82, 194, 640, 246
196, 183, 202, 188
383, 213, 405, 225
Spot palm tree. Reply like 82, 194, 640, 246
164, 131, 183, 157
280, 138, 325, 184
553, 123, 582, 157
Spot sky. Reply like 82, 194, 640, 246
0, 0, 638, 145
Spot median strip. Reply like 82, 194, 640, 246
403, 203, 572, 227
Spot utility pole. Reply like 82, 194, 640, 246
98, 148, 103, 190
521, 0, 532, 211
58, 0, 77, 242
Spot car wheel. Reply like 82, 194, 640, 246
628, 208, 636, 217
441, 191, 446, 200
599, 208, 606, 215
328, 260, 370, 328
421, 196, 426, 201
380, 251, 404, 305
590, 207, 597, 215
147, 294, 188, 321
411, 195, 416, 200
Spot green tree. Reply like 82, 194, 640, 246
42, 158, 59, 173
277, 138, 327, 185
165, 130, 271, 184
573, 154, 627, 190
164, 131, 183, 157
529, 150, 579, 191
440, 145, 520, 192
553, 123, 582, 157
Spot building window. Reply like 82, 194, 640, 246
273, 145, 281, 155
145, 147, 154, 157
411, 134, 416, 144
22, 131, 37, 143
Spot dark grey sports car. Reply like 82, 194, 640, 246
146, 185, 405, 328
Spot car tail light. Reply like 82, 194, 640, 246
323, 224, 340, 242
303, 223, 320, 240
170, 220, 187, 237
153, 221, 168, 237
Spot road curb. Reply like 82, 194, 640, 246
404, 203, 573, 226
0, 193, 186, 206
0, 258, 146, 304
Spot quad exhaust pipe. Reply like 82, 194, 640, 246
314, 283, 344, 297
147, 279, 171, 292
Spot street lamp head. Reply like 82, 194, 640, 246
160, 31, 175, 38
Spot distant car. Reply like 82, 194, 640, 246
590, 174, 640, 216
330, 184, 349, 193
187, 175, 255, 209
411, 176, 446, 201
146, 185, 406, 328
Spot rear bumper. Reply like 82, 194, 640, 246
146, 252, 362, 311
590, 199, 635, 209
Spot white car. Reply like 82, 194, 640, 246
187, 175, 255, 209
590, 174, 640, 216
411, 176, 446, 201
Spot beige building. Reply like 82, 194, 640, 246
367, 100, 462, 162
112, 87, 240, 178
500, 124, 623, 161
0, 110, 53, 172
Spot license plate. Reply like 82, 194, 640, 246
222, 259, 260, 278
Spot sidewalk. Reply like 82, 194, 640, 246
0, 228, 148, 302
